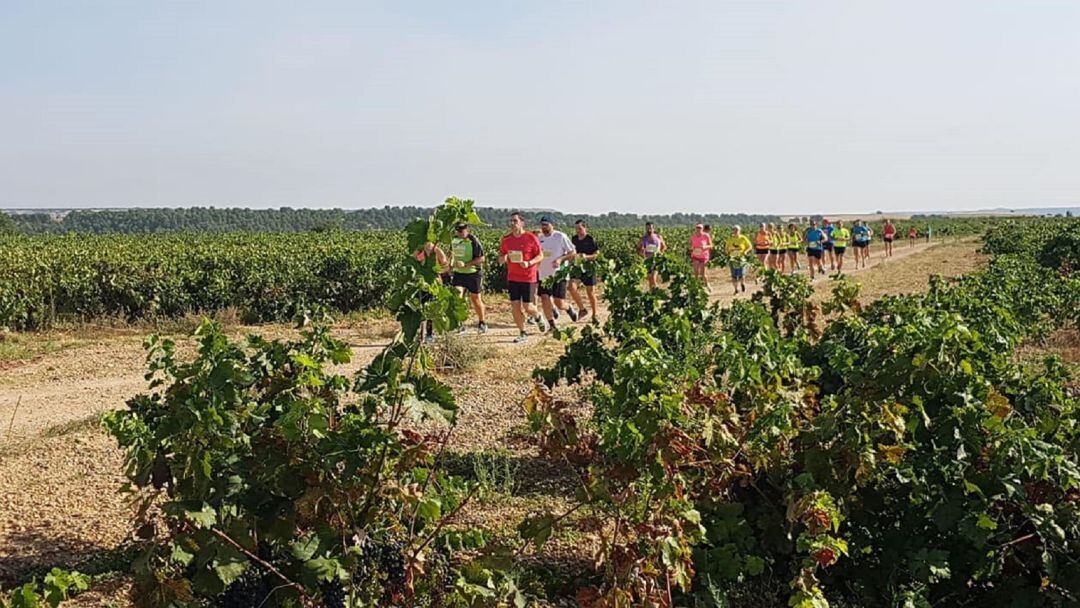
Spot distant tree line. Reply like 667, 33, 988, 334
4, 206, 781, 234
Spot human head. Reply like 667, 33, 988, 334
508, 212, 525, 234
788, 223, 797, 231
822, 218, 830, 226
574, 219, 587, 237
645, 222, 655, 235
760, 222, 767, 231
454, 222, 469, 238
811, 220, 819, 228
732, 224, 742, 236
703, 224, 711, 233
540, 214, 554, 236
694, 223, 704, 234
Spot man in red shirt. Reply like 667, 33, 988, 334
499, 212, 545, 344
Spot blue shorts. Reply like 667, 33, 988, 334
729, 265, 745, 279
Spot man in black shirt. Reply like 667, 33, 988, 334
569, 219, 600, 321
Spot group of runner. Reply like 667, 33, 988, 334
418, 214, 931, 343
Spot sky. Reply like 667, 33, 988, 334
2, 1, 1079, 215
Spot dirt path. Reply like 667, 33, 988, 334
0, 239, 981, 596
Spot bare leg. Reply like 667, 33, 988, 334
469, 293, 486, 323
511, 301, 525, 332
586, 285, 598, 317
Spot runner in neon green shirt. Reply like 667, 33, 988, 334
831, 221, 851, 273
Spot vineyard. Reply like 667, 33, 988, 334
0, 215, 1013, 331
1, 204, 1078, 607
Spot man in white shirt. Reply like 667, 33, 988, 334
536, 215, 579, 330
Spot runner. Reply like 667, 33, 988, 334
804, 220, 827, 279
926, 225, 933, 244
499, 212, 544, 344
753, 223, 771, 278
882, 219, 896, 258
537, 215, 578, 330
774, 224, 787, 274
725, 225, 752, 295
908, 226, 917, 248
413, 241, 449, 344
851, 219, 872, 269
786, 223, 801, 273
638, 222, 667, 289
689, 223, 713, 292
569, 220, 600, 322
821, 218, 836, 271
450, 222, 488, 334
766, 223, 781, 270
831, 220, 851, 273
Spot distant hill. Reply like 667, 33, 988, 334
0, 206, 780, 234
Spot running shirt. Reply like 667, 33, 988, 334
690, 233, 712, 261
805, 228, 825, 249
823, 225, 835, 243
537, 230, 575, 280
725, 234, 752, 256
571, 234, 598, 256
754, 231, 770, 249
908, 228, 917, 238
641, 233, 662, 258
832, 227, 851, 248
852, 225, 871, 243
500, 231, 542, 283
451, 234, 484, 274
883, 223, 896, 238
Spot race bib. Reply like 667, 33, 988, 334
645, 244, 659, 254
508, 250, 524, 263
808, 242, 820, 250
692, 247, 704, 257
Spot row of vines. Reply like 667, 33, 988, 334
524, 217, 1080, 606
43, 206, 1079, 606
0, 213, 1005, 331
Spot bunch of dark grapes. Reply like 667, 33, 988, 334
319, 580, 347, 608
427, 549, 455, 603
373, 536, 407, 591
215, 566, 272, 608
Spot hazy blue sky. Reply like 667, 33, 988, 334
3, 1, 1079, 214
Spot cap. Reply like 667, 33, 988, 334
454, 222, 468, 230
539, 214, 554, 224
695, 223, 704, 229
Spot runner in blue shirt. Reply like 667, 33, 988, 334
821, 219, 837, 271
804, 221, 827, 279
851, 220, 873, 269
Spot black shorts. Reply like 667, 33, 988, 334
807, 248, 823, 259
451, 272, 482, 294
884, 236, 894, 243
834, 246, 847, 255
538, 280, 567, 299
769, 249, 780, 255
574, 272, 597, 287
823, 242, 834, 251
755, 248, 769, 255
854, 241, 869, 248
507, 281, 536, 303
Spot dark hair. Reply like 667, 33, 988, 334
574, 219, 586, 226
510, 211, 523, 220
645, 221, 654, 228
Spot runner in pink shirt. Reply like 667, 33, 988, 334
689, 223, 713, 292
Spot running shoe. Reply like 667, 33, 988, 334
513, 332, 528, 344
553, 308, 560, 320
527, 316, 537, 326
538, 318, 549, 333
456, 325, 467, 335
567, 307, 579, 322
423, 334, 435, 344
478, 322, 488, 335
